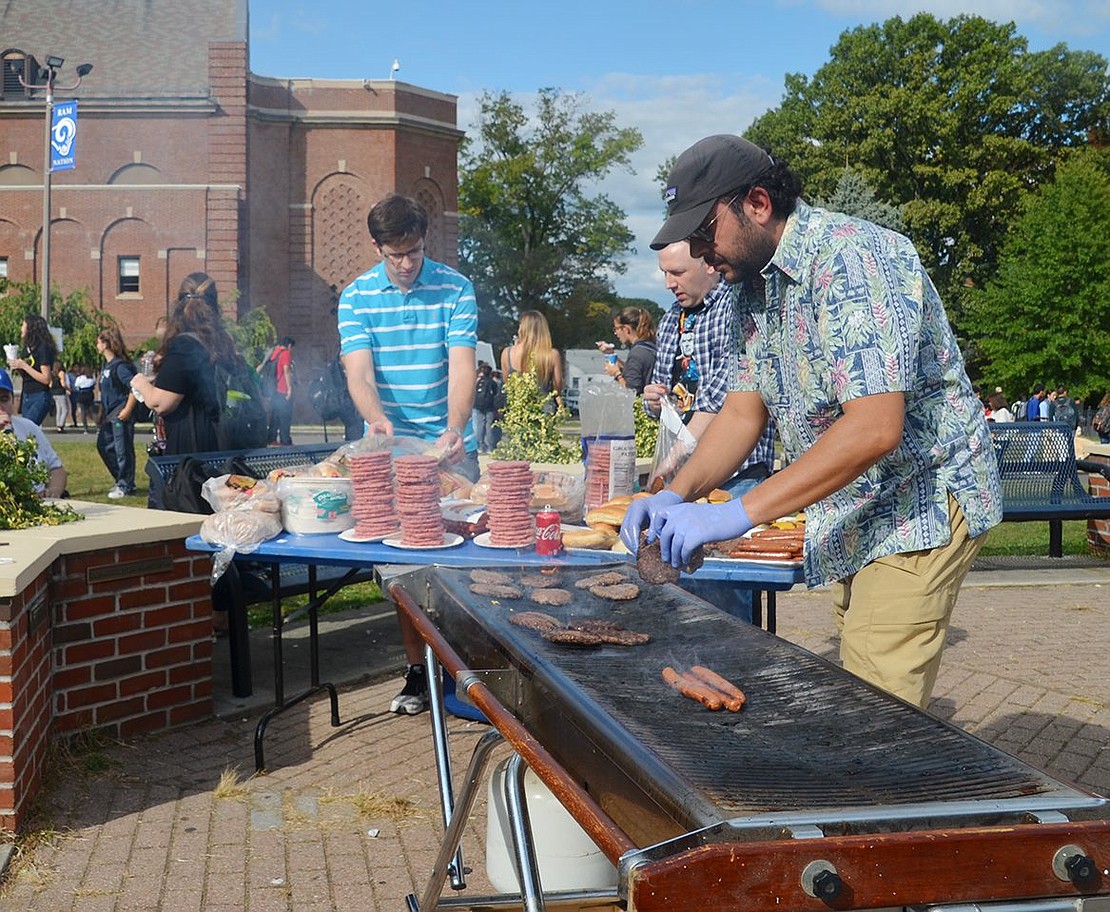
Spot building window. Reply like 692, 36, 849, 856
0, 257, 7, 279
118, 256, 140, 294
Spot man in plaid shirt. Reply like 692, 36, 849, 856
645, 241, 776, 482
641, 241, 777, 621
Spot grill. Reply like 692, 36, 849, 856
390, 564, 1110, 912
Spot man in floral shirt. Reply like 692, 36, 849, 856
623, 134, 1001, 708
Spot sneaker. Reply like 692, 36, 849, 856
107, 487, 125, 499
389, 664, 428, 715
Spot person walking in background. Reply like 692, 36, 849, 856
96, 327, 139, 498
1040, 387, 1057, 421
603, 306, 657, 395
51, 363, 70, 432
66, 362, 78, 427
1053, 387, 1078, 434
1026, 385, 1045, 421
500, 310, 563, 413
131, 272, 234, 456
986, 392, 1014, 422
263, 336, 295, 446
72, 365, 97, 432
472, 361, 499, 453
338, 194, 478, 716
7, 314, 57, 425
1092, 392, 1110, 444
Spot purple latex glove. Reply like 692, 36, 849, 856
653, 500, 754, 568
619, 490, 683, 553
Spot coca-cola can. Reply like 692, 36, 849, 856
534, 506, 563, 556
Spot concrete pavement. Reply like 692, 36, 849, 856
1, 560, 1109, 910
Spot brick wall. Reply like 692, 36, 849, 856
1089, 452, 1110, 553
0, 539, 212, 831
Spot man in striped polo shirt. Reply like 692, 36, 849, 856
338, 194, 479, 714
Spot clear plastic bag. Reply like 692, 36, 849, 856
646, 398, 698, 493
201, 474, 281, 513
200, 510, 283, 583
580, 383, 638, 513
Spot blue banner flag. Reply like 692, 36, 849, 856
50, 100, 78, 172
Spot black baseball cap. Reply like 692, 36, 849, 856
651, 134, 775, 250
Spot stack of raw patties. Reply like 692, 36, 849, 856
485, 460, 535, 547
394, 454, 446, 546
349, 450, 400, 540
583, 441, 612, 513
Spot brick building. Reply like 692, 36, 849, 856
0, 0, 462, 371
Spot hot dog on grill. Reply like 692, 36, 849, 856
662, 666, 723, 710
688, 665, 746, 711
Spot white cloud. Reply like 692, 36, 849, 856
456, 75, 783, 305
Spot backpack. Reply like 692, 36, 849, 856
1094, 404, 1110, 435
258, 347, 281, 398
155, 454, 257, 513
214, 357, 269, 450
474, 375, 497, 412
308, 357, 355, 422
110, 360, 152, 424
1053, 397, 1076, 428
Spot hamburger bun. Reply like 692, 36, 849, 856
606, 494, 635, 507
707, 488, 731, 503
585, 505, 627, 528
562, 527, 618, 550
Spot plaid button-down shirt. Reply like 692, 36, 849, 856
653, 279, 776, 475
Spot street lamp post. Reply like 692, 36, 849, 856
19, 56, 92, 320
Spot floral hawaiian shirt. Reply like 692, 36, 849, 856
732, 201, 1001, 586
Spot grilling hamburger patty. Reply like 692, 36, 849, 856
509, 611, 562, 630
574, 570, 627, 589
470, 582, 523, 599
470, 569, 514, 586
529, 587, 573, 606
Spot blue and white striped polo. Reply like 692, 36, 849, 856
337, 257, 478, 447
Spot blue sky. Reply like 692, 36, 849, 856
250, 0, 1110, 305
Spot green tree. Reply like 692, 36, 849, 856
0, 279, 114, 368
459, 88, 643, 329
746, 14, 1110, 320
965, 151, 1110, 402
816, 169, 904, 232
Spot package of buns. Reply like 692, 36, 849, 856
200, 508, 284, 584
201, 474, 281, 513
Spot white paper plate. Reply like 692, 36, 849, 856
474, 531, 534, 550
338, 528, 393, 543
382, 532, 464, 551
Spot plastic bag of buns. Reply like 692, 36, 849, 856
646, 398, 698, 494
200, 509, 283, 583
201, 474, 281, 514
528, 470, 584, 521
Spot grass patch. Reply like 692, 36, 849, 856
245, 580, 384, 629
977, 519, 1102, 558
213, 768, 250, 800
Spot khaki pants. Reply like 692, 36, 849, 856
830, 495, 986, 708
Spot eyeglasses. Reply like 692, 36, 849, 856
687, 192, 742, 246
378, 242, 425, 266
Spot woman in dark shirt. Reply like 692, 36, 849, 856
604, 306, 658, 395
130, 272, 230, 456
8, 314, 57, 425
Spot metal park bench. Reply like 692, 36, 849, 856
989, 421, 1110, 557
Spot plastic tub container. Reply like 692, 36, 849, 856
485, 758, 617, 893
278, 476, 355, 535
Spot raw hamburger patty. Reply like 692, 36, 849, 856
470, 582, 523, 599
509, 611, 561, 630
470, 569, 513, 586
574, 571, 627, 589
528, 587, 573, 607
588, 582, 641, 601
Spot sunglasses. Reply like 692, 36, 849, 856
687, 191, 744, 246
